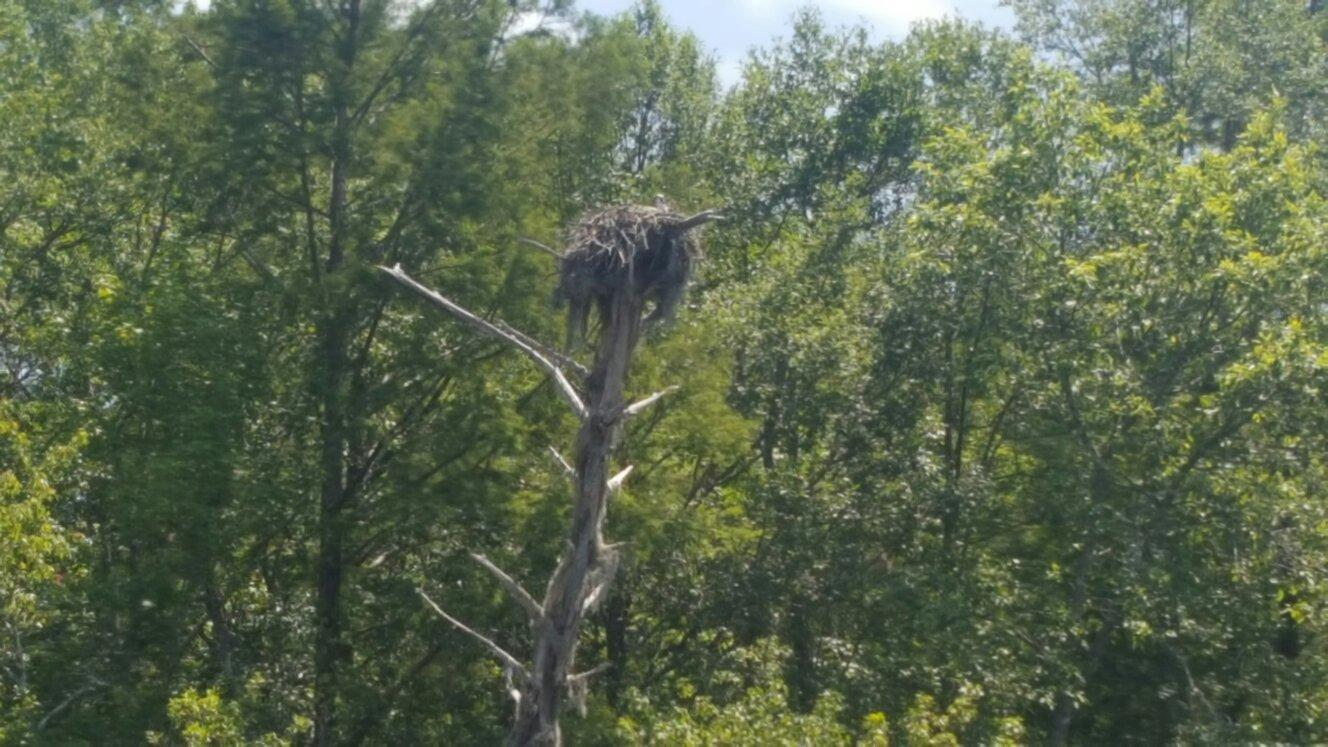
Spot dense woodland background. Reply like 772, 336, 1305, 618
3, 0, 1328, 743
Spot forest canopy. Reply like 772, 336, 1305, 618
2, 0, 1327, 743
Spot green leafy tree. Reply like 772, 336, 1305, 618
1005, 0, 1328, 146
4, 0, 1328, 743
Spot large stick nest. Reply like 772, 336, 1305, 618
554, 203, 708, 345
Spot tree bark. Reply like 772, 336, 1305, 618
603, 584, 630, 711
507, 289, 643, 746
314, 4, 360, 741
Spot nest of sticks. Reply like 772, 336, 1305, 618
553, 203, 718, 345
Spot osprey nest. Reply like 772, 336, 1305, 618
554, 203, 718, 344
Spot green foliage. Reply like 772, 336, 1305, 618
614, 640, 856, 746
899, 685, 1024, 747
0, 405, 80, 740
149, 680, 310, 746
1006, 0, 1328, 146
2, 0, 1327, 743
159, 688, 247, 746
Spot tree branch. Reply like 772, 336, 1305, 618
667, 210, 725, 233
517, 237, 561, 259
350, 0, 446, 125
607, 464, 634, 494
566, 661, 612, 717
580, 549, 622, 615
568, 662, 611, 684
472, 553, 541, 623
181, 35, 215, 68
419, 588, 528, 679
379, 264, 588, 419
496, 320, 589, 379
548, 446, 576, 479
623, 386, 679, 418
36, 676, 105, 731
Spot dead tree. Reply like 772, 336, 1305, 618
379, 203, 719, 746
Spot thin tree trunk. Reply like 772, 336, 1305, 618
203, 573, 237, 684
603, 585, 630, 711
314, 3, 359, 738
1049, 690, 1075, 746
784, 599, 818, 714
313, 306, 351, 746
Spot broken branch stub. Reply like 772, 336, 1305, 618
623, 385, 680, 418
606, 465, 633, 494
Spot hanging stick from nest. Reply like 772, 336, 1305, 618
379, 204, 719, 746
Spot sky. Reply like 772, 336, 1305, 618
576, 0, 1015, 84
184, 1, 1016, 86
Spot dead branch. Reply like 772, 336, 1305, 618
580, 547, 621, 616
379, 264, 587, 419
181, 35, 216, 68
623, 386, 680, 418
517, 237, 562, 259
472, 553, 542, 623
567, 662, 611, 684
496, 320, 590, 379
607, 465, 634, 494
668, 210, 725, 232
419, 588, 528, 679
548, 447, 576, 479
36, 675, 107, 731
566, 662, 612, 717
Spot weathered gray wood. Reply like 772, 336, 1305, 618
548, 446, 575, 476
506, 284, 644, 746
381, 207, 712, 745
623, 386, 679, 417
495, 320, 591, 380
607, 465, 634, 494
379, 264, 588, 419
418, 588, 527, 678
668, 210, 724, 232
472, 553, 542, 623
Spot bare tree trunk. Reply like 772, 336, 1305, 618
379, 208, 717, 745
508, 289, 642, 745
